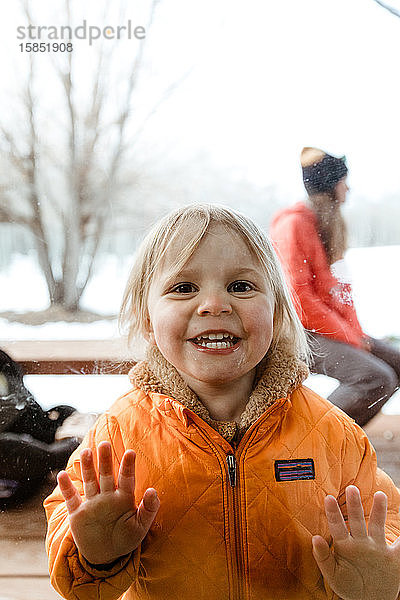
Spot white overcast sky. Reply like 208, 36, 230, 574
1, 0, 400, 204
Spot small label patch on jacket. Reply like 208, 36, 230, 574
274, 459, 315, 482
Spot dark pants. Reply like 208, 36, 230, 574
309, 334, 400, 427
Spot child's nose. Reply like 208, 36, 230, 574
197, 292, 232, 316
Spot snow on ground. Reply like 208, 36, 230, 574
23, 374, 131, 413
22, 373, 340, 415
0, 253, 128, 339
346, 246, 400, 339
1, 248, 400, 414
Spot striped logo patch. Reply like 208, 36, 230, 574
274, 459, 315, 482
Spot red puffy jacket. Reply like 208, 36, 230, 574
269, 202, 365, 348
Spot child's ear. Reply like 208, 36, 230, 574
143, 315, 156, 346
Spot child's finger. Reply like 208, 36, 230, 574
324, 495, 349, 542
98, 441, 116, 493
136, 488, 160, 533
80, 448, 99, 499
312, 535, 335, 582
57, 470, 82, 514
346, 486, 368, 539
368, 491, 387, 544
117, 449, 136, 500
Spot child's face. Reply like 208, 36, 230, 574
146, 224, 274, 388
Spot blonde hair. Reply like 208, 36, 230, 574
119, 204, 309, 361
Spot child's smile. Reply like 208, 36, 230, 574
146, 224, 274, 405
188, 330, 240, 353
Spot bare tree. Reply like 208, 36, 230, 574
373, 0, 400, 18
0, 0, 181, 312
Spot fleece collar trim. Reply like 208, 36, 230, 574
129, 344, 309, 441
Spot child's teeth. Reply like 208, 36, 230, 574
198, 340, 235, 348
197, 333, 234, 341
194, 333, 237, 347
208, 333, 224, 340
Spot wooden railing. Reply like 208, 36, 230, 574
1, 339, 136, 375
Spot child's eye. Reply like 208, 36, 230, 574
170, 282, 197, 294
228, 280, 254, 293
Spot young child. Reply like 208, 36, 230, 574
44, 204, 400, 600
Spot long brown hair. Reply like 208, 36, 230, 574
308, 192, 347, 265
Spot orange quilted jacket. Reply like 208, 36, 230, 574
45, 359, 400, 600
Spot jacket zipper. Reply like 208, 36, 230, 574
227, 454, 237, 487
190, 403, 286, 600
190, 422, 246, 600
226, 453, 244, 600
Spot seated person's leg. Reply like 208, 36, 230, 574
369, 337, 400, 383
309, 333, 398, 427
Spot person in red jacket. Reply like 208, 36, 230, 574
269, 147, 400, 426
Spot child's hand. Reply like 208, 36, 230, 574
312, 485, 400, 600
57, 441, 160, 565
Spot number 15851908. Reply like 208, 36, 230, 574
19, 42, 73, 52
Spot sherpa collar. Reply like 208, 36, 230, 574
129, 344, 309, 443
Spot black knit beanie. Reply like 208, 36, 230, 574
301, 147, 348, 194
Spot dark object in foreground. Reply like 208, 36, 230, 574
0, 349, 79, 505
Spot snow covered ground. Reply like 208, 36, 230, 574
0, 247, 399, 414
